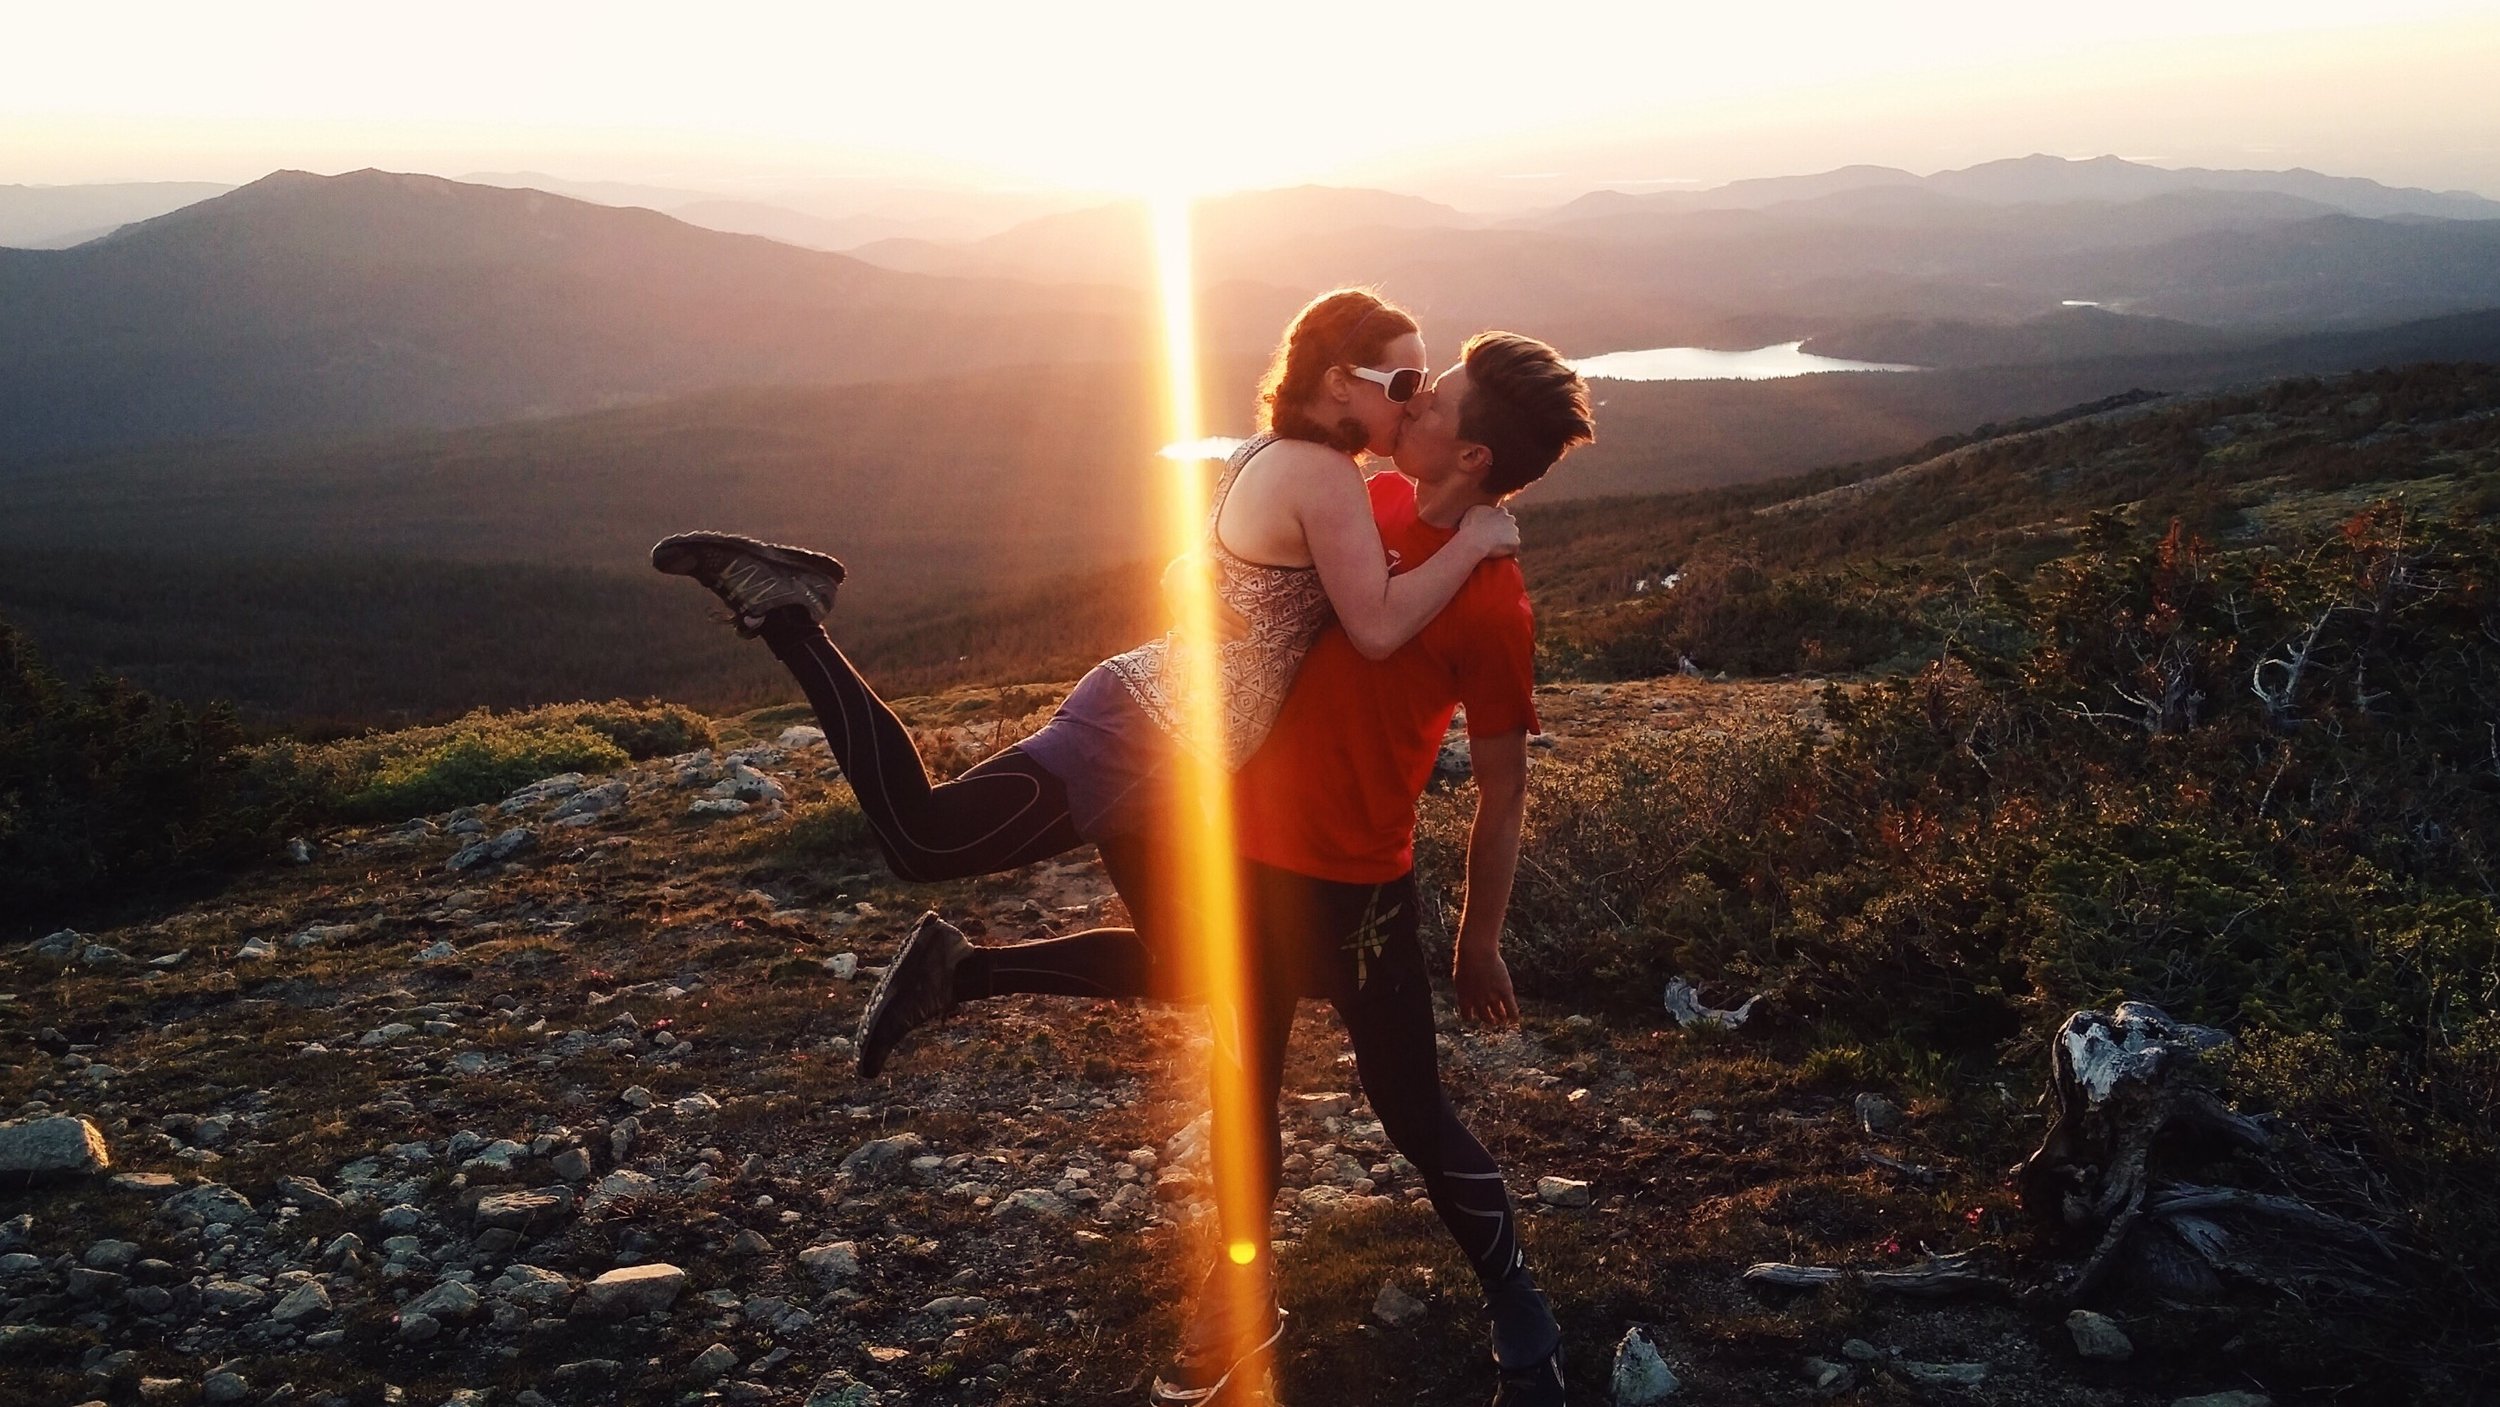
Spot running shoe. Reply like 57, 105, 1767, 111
855, 912, 970, 1078
1486, 1269, 1566, 1406
649, 531, 846, 636
1150, 1292, 1284, 1406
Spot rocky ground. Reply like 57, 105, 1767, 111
4, 678, 2284, 1407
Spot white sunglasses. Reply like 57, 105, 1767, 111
1347, 365, 1427, 403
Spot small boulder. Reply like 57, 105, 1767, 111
404, 1278, 484, 1322
1535, 1176, 1592, 1208
271, 1281, 332, 1324
1854, 1094, 1905, 1136
1613, 1325, 1682, 1404
841, 1133, 928, 1182
473, 1187, 573, 1232
798, 1241, 861, 1288
577, 1263, 687, 1318
1370, 1281, 1427, 1329
0, 1116, 111, 1179
2067, 1309, 2133, 1362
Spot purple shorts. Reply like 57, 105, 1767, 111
1012, 664, 1175, 842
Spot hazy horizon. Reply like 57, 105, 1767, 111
9, 2, 2498, 211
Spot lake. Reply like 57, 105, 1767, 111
1568, 341, 1921, 381
1157, 340, 1921, 458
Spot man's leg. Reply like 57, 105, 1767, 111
1325, 875, 1560, 1385
759, 609, 1083, 882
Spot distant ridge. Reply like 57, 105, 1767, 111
1542, 153, 2500, 224
0, 180, 234, 248
0, 169, 1147, 454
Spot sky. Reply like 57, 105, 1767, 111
8, 0, 2499, 207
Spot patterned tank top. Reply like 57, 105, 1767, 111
1102, 433, 1335, 768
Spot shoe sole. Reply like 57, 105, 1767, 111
1149, 1309, 1287, 1406
650, 531, 848, 585
855, 914, 956, 1078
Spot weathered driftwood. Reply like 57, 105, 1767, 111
2016, 1002, 2405, 1306
1742, 1250, 2011, 1299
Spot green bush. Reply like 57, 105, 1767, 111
0, 619, 277, 922
254, 700, 712, 824
1424, 505, 2500, 1382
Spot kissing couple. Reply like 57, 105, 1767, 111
654, 287, 1595, 1405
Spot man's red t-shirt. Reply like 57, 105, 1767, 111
1234, 473, 1540, 884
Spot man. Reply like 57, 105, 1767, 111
1179, 332, 1594, 1407
858, 332, 1595, 1406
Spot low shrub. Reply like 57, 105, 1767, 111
0, 619, 277, 922
254, 700, 713, 824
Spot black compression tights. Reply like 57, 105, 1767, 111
958, 864, 1526, 1292
761, 611, 1083, 882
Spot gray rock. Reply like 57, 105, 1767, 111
1900, 1361, 1990, 1387
841, 1133, 928, 1182
234, 937, 277, 961
404, 1278, 484, 1321
286, 837, 315, 863
710, 764, 786, 805
777, 726, 825, 749
161, 1182, 253, 1226
202, 1279, 267, 1312
202, 1371, 250, 1405
802, 1372, 880, 1407
377, 1203, 426, 1232
28, 929, 83, 959
125, 1283, 175, 1313
447, 827, 533, 872
398, 1311, 440, 1343
0, 1252, 42, 1275
990, 1187, 1070, 1219
0, 1116, 111, 1178
1802, 1357, 1854, 1393
459, 1138, 531, 1173
687, 797, 750, 818
69, 1266, 128, 1297
111, 1172, 180, 1197
2067, 1309, 2133, 1362
492, 1264, 576, 1312
823, 952, 859, 980
500, 773, 586, 812
276, 1174, 345, 1213
1370, 1281, 1427, 1329
798, 1240, 861, 1287
83, 1238, 142, 1269
272, 1281, 333, 1324
549, 781, 629, 822
415, 941, 460, 963
360, 1022, 417, 1046
577, 1263, 687, 1318
80, 942, 134, 966
1840, 1338, 1881, 1362
671, 1092, 721, 1120
2170, 1395, 2272, 1407
1535, 1176, 1592, 1208
691, 1343, 740, 1379
473, 1187, 573, 1232
587, 1169, 662, 1208
1854, 1093, 1905, 1135
550, 1148, 594, 1182
1613, 1325, 1682, 1403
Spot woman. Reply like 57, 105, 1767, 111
651, 289, 1515, 1073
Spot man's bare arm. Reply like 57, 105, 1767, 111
1453, 729, 1530, 1026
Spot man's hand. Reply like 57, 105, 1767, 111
1454, 942, 1520, 1026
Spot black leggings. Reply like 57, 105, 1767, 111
762, 611, 1083, 882
960, 862, 1526, 1292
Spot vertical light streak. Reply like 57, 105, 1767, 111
1147, 195, 1268, 1283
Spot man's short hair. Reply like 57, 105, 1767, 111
1459, 332, 1596, 498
